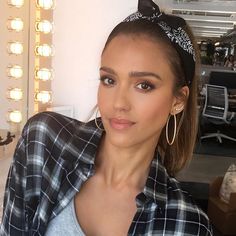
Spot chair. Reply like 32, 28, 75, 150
200, 84, 236, 143
207, 176, 236, 235
209, 71, 236, 89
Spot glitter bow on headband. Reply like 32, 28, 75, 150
123, 0, 196, 86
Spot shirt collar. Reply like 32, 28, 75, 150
59, 118, 103, 179
141, 154, 168, 208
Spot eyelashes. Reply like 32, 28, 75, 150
99, 76, 115, 86
136, 81, 155, 91
99, 75, 156, 92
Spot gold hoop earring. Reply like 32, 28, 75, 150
165, 114, 177, 145
95, 109, 104, 131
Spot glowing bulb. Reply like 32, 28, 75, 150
35, 20, 53, 34
35, 91, 52, 103
8, 110, 22, 123
36, 0, 55, 10
8, 42, 23, 55
8, 0, 24, 7
8, 65, 23, 78
35, 44, 53, 57
8, 88, 23, 101
35, 68, 53, 81
8, 18, 24, 31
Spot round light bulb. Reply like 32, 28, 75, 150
8, 65, 23, 78
8, 110, 22, 123
8, 42, 23, 55
35, 91, 52, 104
35, 68, 53, 81
8, 18, 24, 31
35, 44, 53, 57
8, 0, 24, 7
8, 88, 23, 101
36, 0, 55, 10
35, 20, 53, 34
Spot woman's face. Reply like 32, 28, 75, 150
97, 35, 185, 149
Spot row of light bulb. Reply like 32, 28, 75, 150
7, 88, 52, 103
8, 0, 55, 10
8, 42, 54, 57
7, 18, 53, 33
8, 65, 53, 81
34, 0, 54, 108
7, 0, 55, 123
7, 0, 54, 58
7, 0, 25, 123
34, 1, 55, 109
7, 89, 52, 123
7, 18, 54, 56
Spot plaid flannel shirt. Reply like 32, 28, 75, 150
0, 112, 212, 236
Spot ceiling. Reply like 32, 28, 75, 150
155, 0, 236, 42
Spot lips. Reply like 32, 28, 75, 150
109, 118, 135, 130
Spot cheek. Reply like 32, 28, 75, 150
97, 87, 103, 111
97, 86, 102, 105
136, 94, 173, 127
97, 86, 110, 114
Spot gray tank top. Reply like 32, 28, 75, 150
45, 198, 85, 236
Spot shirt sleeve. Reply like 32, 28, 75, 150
0, 130, 28, 236
0, 112, 78, 236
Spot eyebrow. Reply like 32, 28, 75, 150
100, 66, 162, 80
100, 66, 116, 75
129, 71, 162, 80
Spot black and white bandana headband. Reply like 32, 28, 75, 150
123, 0, 196, 86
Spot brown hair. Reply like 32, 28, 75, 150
102, 20, 199, 176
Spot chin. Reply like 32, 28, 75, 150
105, 131, 137, 148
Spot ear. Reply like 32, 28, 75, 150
171, 86, 189, 115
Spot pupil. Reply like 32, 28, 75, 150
142, 83, 148, 89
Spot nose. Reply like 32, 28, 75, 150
113, 85, 131, 112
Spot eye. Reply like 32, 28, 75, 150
136, 81, 155, 91
100, 76, 115, 86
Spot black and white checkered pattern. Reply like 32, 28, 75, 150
0, 112, 212, 235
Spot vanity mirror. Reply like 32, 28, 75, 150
0, 0, 54, 143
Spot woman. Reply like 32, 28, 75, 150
1, 0, 212, 235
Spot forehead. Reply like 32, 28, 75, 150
101, 35, 172, 73
103, 34, 166, 54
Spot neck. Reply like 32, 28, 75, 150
95, 135, 157, 191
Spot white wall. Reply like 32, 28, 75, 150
52, 0, 137, 121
